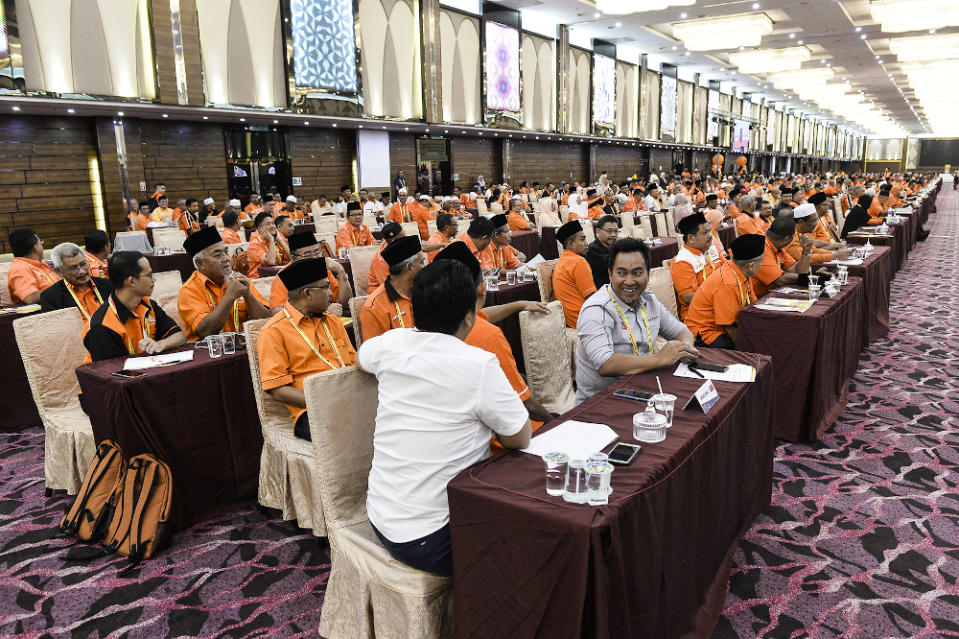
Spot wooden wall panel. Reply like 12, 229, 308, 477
450, 137, 499, 189
138, 120, 229, 204
389, 133, 417, 192
510, 141, 588, 186
289, 129, 355, 200
0, 116, 98, 253
594, 146, 644, 184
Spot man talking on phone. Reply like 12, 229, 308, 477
575, 238, 698, 404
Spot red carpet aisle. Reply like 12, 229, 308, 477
714, 185, 959, 638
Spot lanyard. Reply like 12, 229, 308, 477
204, 283, 239, 331
606, 285, 655, 355
735, 275, 750, 307
35, 266, 56, 285
108, 297, 149, 354
282, 309, 344, 368
393, 302, 406, 328
352, 227, 365, 246
67, 282, 103, 321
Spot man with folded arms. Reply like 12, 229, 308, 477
479, 214, 525, 271
553, 221, 597, 329
576, 238, 697, 403
670, 213, 727, 321
41, 243, 112, 325
84, 251, 185, 361
269, 233, 351, 315
178, 226, 270, 340
751, 217, 813, 299
359, 259, 531, 576
258, 258, 356, 441
786, 204, 851, 263
360, 235, 422, 341
7, 228, 60, 305
336, 202, 377, 252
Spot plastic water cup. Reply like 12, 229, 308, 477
338, 247, 348, 259
649, 393, 677, 428
837, 266, 849, 285
808, 275, 820, 287
633, 410, 667, 443
542, 451, 569, 497
485, 272, 499, 292
588, 452, 613, 494
207, 334, 224, 358
506, 270, 517, 286
221, 332, 236, 355
524, 270, 535, 282
562, 459, 588, 504
808, 284, 822, 300
585, 461, 613, 506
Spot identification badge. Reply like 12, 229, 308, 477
683, 380, 720, 414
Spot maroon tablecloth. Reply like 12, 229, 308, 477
0, 307, 43, 431
75, 347, 263, 530
718, 224, 736, 251
540, 226, 560, 260
737, 277, 864, 442
484, 279, 540, 374
846, 246, 893, 345
648, 237, 679, 268
292, 222, 315, 235
145, 251, 195, 283
448, 349, 775, 639
509, 230, 539, 260
257, 265, 283, 278
847, 231, 900, 271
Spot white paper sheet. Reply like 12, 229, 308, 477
123, 350, 195, 370
521, 420, 618, 460
674, 362, 756, 383
753, 297, 815, 313
823, 258, 864, 266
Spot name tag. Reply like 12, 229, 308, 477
683, 380, 720, 414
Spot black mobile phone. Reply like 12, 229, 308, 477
112, 369, 147, 379
612, 389, 654, 402
608, 443, 642, 466
692, 362, 729, 373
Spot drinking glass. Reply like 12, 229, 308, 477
524, 270, 536, 282
649, 393, 677, 428
633, 409, 667, 443
338, 247, 348, 259
221, 332, 236, 355
588, 452, 613, 494
542, 451, 569, 497
585, 462, 614, 506
207, 334, 224, 358
506, 270, 517, 286
837, 266, 849, 285
562, 459, 588, 504
485, 272, 500, 292
808, 275, 819, 287
808, 284, 822, 300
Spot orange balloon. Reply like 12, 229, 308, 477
712, 153, 725, 165
736, 156, 747, 166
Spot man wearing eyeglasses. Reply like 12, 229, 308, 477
586, 215, 619, 288
41, 242, 113, 326
478, 214, 525, 272
269, 232, 352, 315
83, 251, 185, 362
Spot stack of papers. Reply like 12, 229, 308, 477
522, 421, 618, 460
753, 297, 815, 313
674, 362, 756, 383
124, 350, 195, 370
0, 304, 41, 315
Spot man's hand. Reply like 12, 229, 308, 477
326, 258, 345, 278
259, 228, 274, 243
225, 273, 250, 301
799, 234, 815, 251
834, 247, 852, 260
519, 301, 549, 314
658, 340, 700, 366
327, 303, 343, 316
138, 338, 162, 354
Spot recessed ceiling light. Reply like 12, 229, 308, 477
404, 127, 409, 131
273, 119, 279, 124
789, 33, 796, 39
67, 108, 75, 114
752, 2, 760, 7
358, 124, 363, 128
202, 116, 209, 120
593, 12, 600, 18
614, 21, 622, 27
239, 117, 245, 122
11, 106, 19, 111
117, 111, 124, 116
162, 113, 169, 118
855, 27, 862, 32
305, 121, 310, 126
929, 28, 936, 34
860, 34, 867, 39
797, 40, 804, 45
672, 45, 678, 50
684, 51, 690, 56
680, 12, 687, 18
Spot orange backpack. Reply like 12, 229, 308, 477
60, 440, 125, 541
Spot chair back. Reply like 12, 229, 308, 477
833, 197, 845, 228
559, 205, 569, 222
348, 296, 368, 348
0, 261, 11, 305
620, 211, 635, 230
454, 223, 469, 239
114, 231, 152, 253
638, 216, 654, 239
519, 300, 575, 414
251, 276, 275, 300
490, 202, 504, 214
475, 199, 488, 215
314, 233, 337, 258
304, 366, 379, 529
653, 212, 668, 237
212, 217, 225, 229
348, 245, 379, 296
152, 270, 182, 297
536, 258, 559, 303
664, 212, 677, 236
244, 319, 297, 432
152, 228, 187, 252
529, 193, 538, 204
362, 214, 378, 228
582, 220, 595, 244
13, 308, 86, 417
316, 217, 339, 235
647, 265, 679, 318
154, 291, 186, 331
400, 222, 419, 239
227, 241, 249, 258
426, 220, 437, 237
731, 218, 740, 238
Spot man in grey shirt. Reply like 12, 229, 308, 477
576, 238, 700, 404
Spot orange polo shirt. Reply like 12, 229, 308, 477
552, 250, 597, 328
669, 247, 726, 321
7, 257, 60, 304
426, 231, 452, 263
268, 266, 340, 310
335, 222, 376, 252
868, 198, 884, 219
684, 262, 756, 346
456, 234, 484, 262
507, 212, 532, 231
367, 242, 390, 292
587, 205, 604, 219
245, 203, 264, 215
85, 252, 108, 279
222, 228, 243, 244
134, 213, 151, 231
411, 205, 435, 240
177, 270, 268, 341
63, 281, 107, 325
735, 212, 764, 236
621, 197, 641, 212
257, 303, 356, 423
784, 234, 834, 264
388, 203, 412, 224
175, 209, 201, 233
750, 238, 796, 299
246, 233, 290, 278
359, 279, 413, 342
479, 243, 521, 271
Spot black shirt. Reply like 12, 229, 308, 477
840, 205, 871, 239
40, 278, 113, 314
83, 292, 181, 362
586, 240, 611, 288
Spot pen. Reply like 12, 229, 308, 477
688, 365, 705, 378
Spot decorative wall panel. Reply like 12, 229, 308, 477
521, 34, 554, 132
290, 0, 357, 93
484, 21, 520, 114
693, 85, 707, 145
639, 69, 660, 141
905, 136, 919, 169
677, 79, 693, 144
866, 138, 903, 161
615, 61, 638, 139
16, 0, 155, 98
568, 48, 590, 134
439, 10, 480, 123
659, 74, 676, 142
359, 0, 422, 118
592, 53, 615, 130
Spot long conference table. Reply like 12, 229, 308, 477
0, 306, 42, 431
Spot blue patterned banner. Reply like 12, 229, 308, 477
291, 0, 357, 93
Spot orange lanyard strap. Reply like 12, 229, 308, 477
282, 309, 343, 368
67, 282, 103, 321
204, 284, 239, 331
108, 297, 149, 354
606, 285, 655, 355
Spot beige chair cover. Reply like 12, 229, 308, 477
13, 308, 95, 494
316, 217, 340, 235
251, 276, 274, 301
152, 270, 183, 298
114, 231, 151, 253
227, 242, 249, 258
349, 296, 368, 349
362, 215, 378, 229
620, 211, 635, 231
833, 197, 845, 228
582, 221, 595, 244
154, 292, 186, 332
519, 300, 576, 414
536, 259, 559, 303
489, 202, 504, 214
303, 367, 453, 639
647, 265, 679, 319
400, 222, 420, 239
559, 205, 569, 222
664, 212, 677, 236
348, 246, 379, 296
634, 217, 654, 240
152, 228, 187, 252
426, 220, 437, 237
244, 319, 327, 536
653, 212, 668, 237
475, 199, 488, 215
0, 261, 11, 305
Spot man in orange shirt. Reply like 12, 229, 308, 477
368, 222, 403, 292
221, 211, 244, 244
83, 229, 110, 278
411, 195, 436, 240
132, 203, 152, 231
670, 213, 727, 321
733, 195, 766, 236
150, 195, 176, 223
585, 189, 605, 219
83, 250, 185, 361
336, 202, 377, 252
176, 198, 202, 234
246, 211, 288, 278
684, 234, 765, 349
177, 226, 270, 340
751, 217, 813, 299
552, 221, 597, 328
41, 242, 112, 325
387, 188, 413, 223
6, 228, 60, 305
807, 192, 841, 242
245, 193, 264, 216
621, 188, 643, 212
258, 257, 356, 440
456, 217, 494, 263
507, 199, 534, 231
269, 232, 351, 314
785, 204, 850, 264
427, 213, 458, 263
480, 214, 524, 271
360, 235, 422, 341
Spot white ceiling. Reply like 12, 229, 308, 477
489, 0, 959, 136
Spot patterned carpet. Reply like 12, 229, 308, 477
1, 185, 955, 638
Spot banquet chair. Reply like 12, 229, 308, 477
152, 228, 187, 252
0, 261, 11, 304
400, 222, 419, 239
654, 212, 668, 237
582, 221, 595, 244
647, 265, 679, 319
227, 242, 249, 258
362, 215, 377, 228
636, 216, 654, 240
833, 197, 845, 229
316, 217, 340, 235
664, 213, 677, 237
252, 276, 275, 301
520, 300, 576, 414
730, 219, 739, 238
316, 234, 337, 257
304, 367, 453, 639
152, 270, 183, 297
244, 319, 327, 536
426, 220, 437, 237
535, 259, 559, 303
348, 246, 379, 296
559, 205, 569, 222
620, 211, 635, 233
490, 202, 504, 214
13, 308, 95, 494
155, 292, 186, 332
475, 199, 488, 216
114, 231, 151, 253
348, 296, 368, 349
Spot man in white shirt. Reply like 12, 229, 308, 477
358, 259, 531, 576
643, 188, 662, 212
